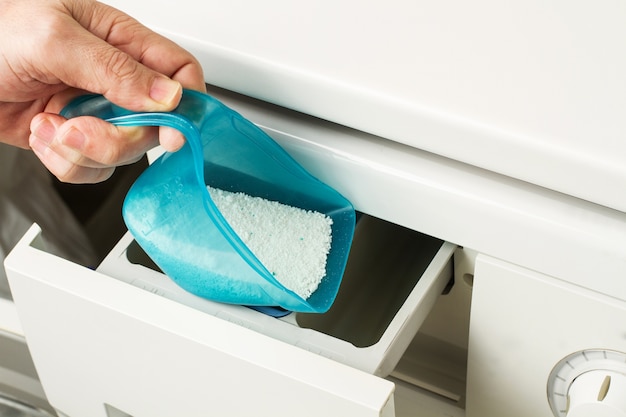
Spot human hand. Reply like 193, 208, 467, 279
0, 0, 206, 183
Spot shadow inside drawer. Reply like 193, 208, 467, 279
297, 215, 444, 347
125, 212, 447, 349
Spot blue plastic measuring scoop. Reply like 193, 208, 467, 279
61, 90, 355, 313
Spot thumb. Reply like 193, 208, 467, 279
45, 14, 182, 112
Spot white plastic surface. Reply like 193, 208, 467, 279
103, 0, 626, 212
208, 87, 626, 304
548, 350, 626, 417
5, 225, 395, 417
567, 371, 626, 417
0, 297, 23, 338
547, 349, 626, 417
97, 219, 456, 377
467, 255, 626, 417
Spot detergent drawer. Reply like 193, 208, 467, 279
98, 212, 455, 378
5, 218, 454, 417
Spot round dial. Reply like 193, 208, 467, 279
547, 349, 626, 417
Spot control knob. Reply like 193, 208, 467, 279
547, 350, 626, 417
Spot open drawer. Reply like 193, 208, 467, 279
5, 214, 455, 417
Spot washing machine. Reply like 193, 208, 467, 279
3, 1, 626, 416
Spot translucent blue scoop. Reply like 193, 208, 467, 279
62, 90, 355, 313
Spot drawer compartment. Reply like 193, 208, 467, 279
6, 225, 395, 417
99, 213, 456, 376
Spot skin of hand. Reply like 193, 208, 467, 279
0, 0, 206, 183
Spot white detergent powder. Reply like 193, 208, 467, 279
208, 187, 333, 300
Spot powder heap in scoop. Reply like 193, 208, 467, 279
208, 187, 333, 300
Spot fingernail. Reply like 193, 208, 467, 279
150, 77, 182, 107
31, 118, 56, 145
61, 127, 86, 151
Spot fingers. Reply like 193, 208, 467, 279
159, 126, 186, 152
39, 18, 182, 112
46, 3, 205, 156
9, 0, 207, 183
0, 100, 48, 149
40, 1, 205, 113
80, 2, 206, 92
29, 112, 158, 183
